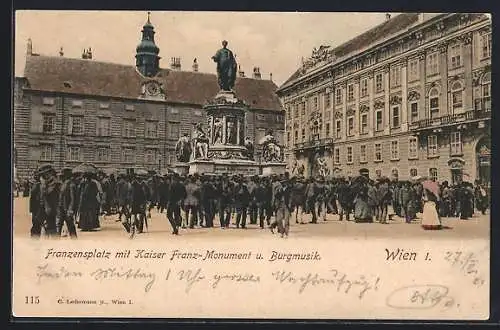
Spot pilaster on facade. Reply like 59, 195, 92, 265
368, 75, 375, 138
401, 61, 409, 132
439, 43, 449, 117
383, 68, 390, 135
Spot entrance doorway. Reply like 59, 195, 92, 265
476, 137, 491, 187
448, 158, 464, 185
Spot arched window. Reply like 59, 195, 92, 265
429, 87, 440, 119
482, 72, 491, 111
410, 168, 418, 178
429, 168, 438, 181
451, 81, 463, 113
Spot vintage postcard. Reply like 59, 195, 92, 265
12, 11, 491, 319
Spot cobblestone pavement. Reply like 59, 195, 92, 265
13, 197, 490, 241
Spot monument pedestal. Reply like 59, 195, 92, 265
261, 162, 287, 176
171, 162, 189, 175
188, 160, 214, 175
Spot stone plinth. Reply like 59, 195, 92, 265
188, 160, 214, 175
261, 162, 287, 176
189, 158, 259, 175
171, 162, 189, 175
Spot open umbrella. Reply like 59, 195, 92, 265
422, 179, 440, 198
73, 163, 98, 175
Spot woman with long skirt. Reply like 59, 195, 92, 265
421, 188, 442, 230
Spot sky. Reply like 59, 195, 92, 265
14, 11, 397, 87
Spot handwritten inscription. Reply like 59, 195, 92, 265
271, 270, 380, 298
444, 251, 486, 287
386, 285, 456, 310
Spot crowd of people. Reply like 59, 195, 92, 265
20, 163, 489, 239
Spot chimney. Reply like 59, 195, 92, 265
26, 38, 32, 56
170, 57, 181, 70
82, 49, 87, 59
270, 73, 273, 81
238, 65, 245, 78
385, 13, 391, 21
59, 47, 64, 57
253, 67, 261, 79
192, 58, 198, 72
87, 47, 92, 59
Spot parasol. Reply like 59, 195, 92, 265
73, 163, 97, 175
102, 168, 117, 176
422, 179, 440, 197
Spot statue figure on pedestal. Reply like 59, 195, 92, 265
212, 40, 238, 91
317, 157, 330, 177
244, 136, 254, 160
175, 133, 192, 163
226, 119, 236, 144
212, 117, 223, 144
191, 123, 209, 160
259, 129, 283, 162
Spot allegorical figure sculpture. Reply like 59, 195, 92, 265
259, 129, 283, 162
212, 117, 223, 144
212, 40, 238, 91
191, 123, 209, 160
244, 136, 254, 160
316, 157, 330, 177
226, 119, 236, 144
175, 133, 192, 163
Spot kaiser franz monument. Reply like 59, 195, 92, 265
173, 40, 285, 176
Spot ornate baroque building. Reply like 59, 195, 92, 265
277, 13, 491, 185
13, 15, 285, 180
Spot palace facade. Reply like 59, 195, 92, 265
13, 15, 285, 180
277, 13, 491, 185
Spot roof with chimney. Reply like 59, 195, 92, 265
21, 54, 283, 112
279, 13, 425, 89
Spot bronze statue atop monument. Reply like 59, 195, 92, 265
212, 40, 238, 91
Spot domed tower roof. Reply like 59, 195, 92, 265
136, 12, 160, 56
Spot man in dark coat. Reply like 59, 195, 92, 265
217, 175, 233, 229
167, 174, 186, 235
256, 176, 272, 228
200, 175, 216, 227
39, 165, 61, 237
336, 178, 353, 221
57, 168, 77, 238
184, 175, 201, 229
247, 175, 259, 225
29, 170, 42, 238
233, 175, 250, 228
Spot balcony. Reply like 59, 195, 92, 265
409, 109, 491, 131
293, 137, 333, 151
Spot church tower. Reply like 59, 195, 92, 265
135, 12, 161, 77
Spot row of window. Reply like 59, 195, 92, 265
328, 132, 462, 165
285, 33, 491, 117
370, 168, 439, 182
256, 114, 285, 123
39, 145, 161, 164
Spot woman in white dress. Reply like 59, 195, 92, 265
421, 188, 442, 230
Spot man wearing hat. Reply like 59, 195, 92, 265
167, 173, 186, 235
38, 164, 61, 237
29, 168, 43, 237
57, 168, 77, 238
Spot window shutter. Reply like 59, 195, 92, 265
68, 116, 73, 135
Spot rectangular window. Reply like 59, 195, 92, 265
347, 146, 353, 164
449, 44, 462, 69
256, 114, 266, 121
145, 121, 158, 138
145, 149, 157, 164
375, 110, 383, 131
426, 52, 439, 76
168, 122, 180, 139
410, 168, 418, 178
96, 147, 110, 162
483, 83, 491, 110
450, 131, 462, 155
480, 33, 491, 59
410, 102, 419, 123
67, 146, 82, 161
360, 113, 368, 134
97, 117, 111, 136
360, 144, 367, 163
71, 100, 83, 108
408, 136, 418, 159
313, 96, 319, 110
294, 130, 298, 143
430, 96, 439, 119
390, 140, 399, 160
375, 73, 383, 92
125, 104, 135, 111
374, 143, 382, 161
347, 116, 354, 136
334, 147, 340, 164
335, 88, 342, 104
287, 132, 291, 145
99, 102, 110, 109
170, 108, 179, 114
325, 123, 330, 137
452, 89, 463, 112
325, 93, 331, 108
392, 106, 400, 128
68, 115, 84, 135
286, 107, 291, 120
42, 114, 56, 133
335, 119, 342, 138
194, 110, 202, 116
360, 79, 368, 97
347, 84, 354, 101
40, 144, 53, 161
301, 128, 306, 141
427, 135, 438, 157
429, 168, 438, 181
42, 97, 55, 106
294, 104, 299, 118
122, 119, 136, 138
301, 102, 306, 115
408, 58, 419, 81
122, 148, 135, 163
390, 65, 401, 87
